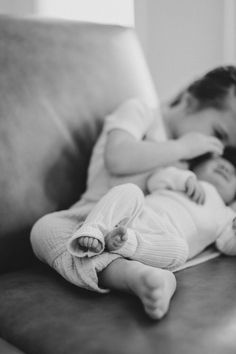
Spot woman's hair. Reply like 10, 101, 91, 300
170, 65, 236, 111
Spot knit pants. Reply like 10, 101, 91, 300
67, 184, 189, 269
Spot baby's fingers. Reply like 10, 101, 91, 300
190, 183, 205, 204
185, 178, 195, 196
191, 186, 201, 204
196, 185, 205, 204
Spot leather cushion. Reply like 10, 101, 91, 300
0, 16, 156, 270
0, 257, 235, 354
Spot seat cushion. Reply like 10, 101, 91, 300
0, 256, 236, 354
0, 339, 25, 354
0, 16, 157, 271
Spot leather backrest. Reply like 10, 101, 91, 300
0, 16, 157, 270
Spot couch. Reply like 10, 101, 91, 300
0, 15, 236, 354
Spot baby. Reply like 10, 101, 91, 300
67, 155, 236, 319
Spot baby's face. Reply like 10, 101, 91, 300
193, 156, 236, 204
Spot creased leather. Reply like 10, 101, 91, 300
0, 16, 157, 270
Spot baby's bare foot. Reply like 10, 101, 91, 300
78, 236, 103, 253
133, 268, 176, 319
105, 226, 128, 251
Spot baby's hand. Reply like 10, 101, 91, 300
185, 176, 205, 204
178, 132, 224, 159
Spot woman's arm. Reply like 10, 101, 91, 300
104, 130, 182, 175
104, 130, 224, 176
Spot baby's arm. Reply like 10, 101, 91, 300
215, 214, 236, 256
147, 167, 205, 204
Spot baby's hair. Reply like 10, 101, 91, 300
223, 147, 236, 169
189, 153, 212, 171
170, 65, 236, 111
189, 147, 236, 171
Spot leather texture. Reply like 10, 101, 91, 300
1, 16, 235, 354
0, 16, 156, 271
0, 257, 236, 354
0, 339, 25, 354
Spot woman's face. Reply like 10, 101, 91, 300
173, 91, 236, 147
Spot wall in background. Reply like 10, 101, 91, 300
36, 0, 134, 25
0, 0, 35, 16
0, 0, 235, 101
0, 0, 134, 25
223, 0, 236, 63
135, 0, 236, 100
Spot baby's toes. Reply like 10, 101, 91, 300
149, 307, 166, 320
92, 239, 102, 253
114, 234, 126, 247
116, 226, 127, 237
120, 231, 128, 242
143, 288, 160, 302
144, 298, 166, 319
87, 237, 93, 249
78, 237, 86, 247
91, 238, 98, 249
83, 236, 89, 247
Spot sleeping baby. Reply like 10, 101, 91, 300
67, 153, 236, 319
69, 154, 236, 265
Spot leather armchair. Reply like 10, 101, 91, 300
0, 15, 235, 354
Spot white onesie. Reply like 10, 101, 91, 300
67, 167, 236, 270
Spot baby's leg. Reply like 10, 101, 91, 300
68, 184, 144, 258
105, 212, 189, 270
99, 258, 176, 319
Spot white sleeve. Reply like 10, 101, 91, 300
104, 98, 155, 140
147, 166, 196, 193
215, 208, 236, 255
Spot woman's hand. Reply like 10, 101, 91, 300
177, 132, 224, 159
185, 176, 205, 204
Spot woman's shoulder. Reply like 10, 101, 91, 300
114, 97, 155, 116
